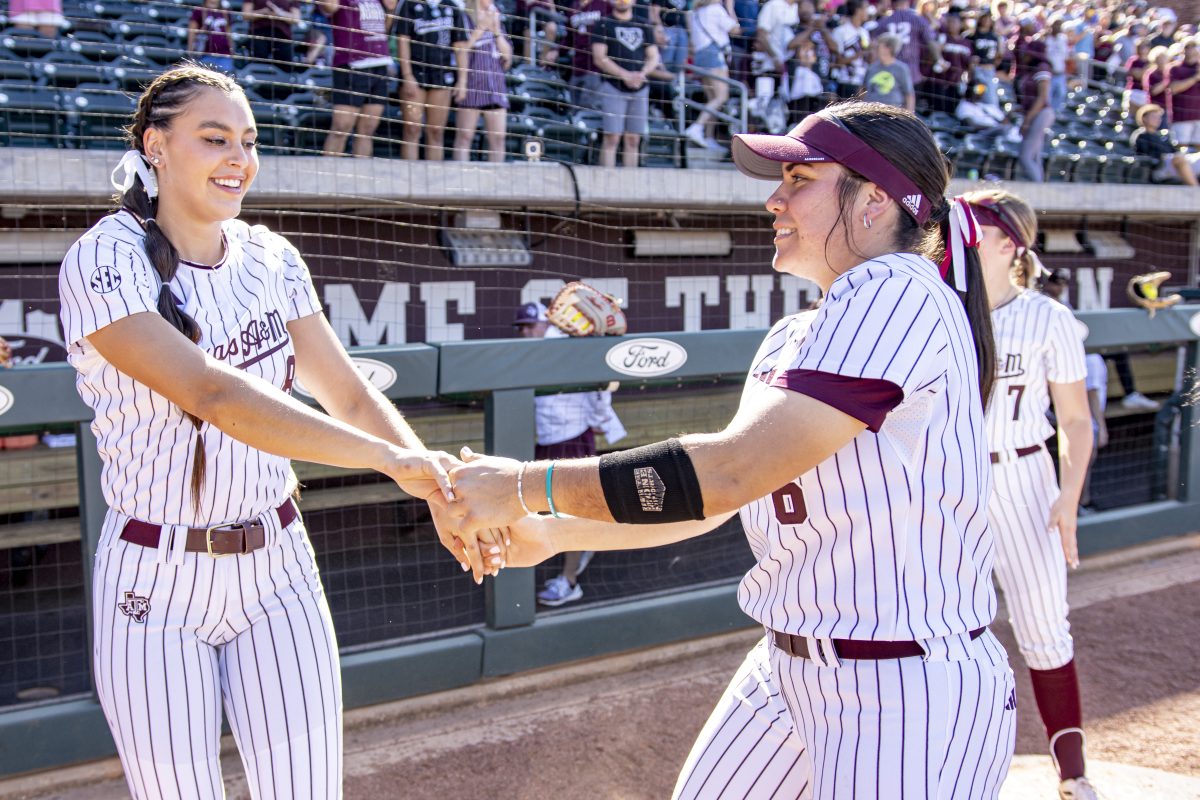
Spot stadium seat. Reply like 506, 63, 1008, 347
64, 86, 136, 149
1099, 155, 1133, 183
107, 56, 158, 91
240, 62, 298, 103
291, 107, 333, 155
248, 100, 297, 155
952, 144, 987, 178
0, 47, 34, 83
0, 84, 64, 147
643, 115, 681, 168
125, 34, 179, 67
294, 66, 333, 94
1072, 154, 1103, 183
36, 51, 111, 88
1044, 151, 1078, 182
1125, 156, 1154, 184
88, 1, 142, 20
509, 79, 571, 117
924, 110, 960, 134
1, 27, 57, 59
112, 13, 184, 44
61, 30, 125, 62
144, 3, 192, 29
523, 105, 589, 163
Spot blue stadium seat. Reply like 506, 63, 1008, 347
509, 78, 571, 117
248, 100, 297, 155
1, 27, 57, 59
522, 105, 589, 163
291, 106, 333, 154
61, 30, 125, 62
112, 13, 184, 44
144, 3, 192, 29
107, 56, 158, 91
1099, 155, 1133, 183
125, 34, 179, 66
1072, 154, 1103, 183
64, 86, 136, 149
924, 110, 961, 134
240, 62, 298, 103
643, 115, 681, 168
293, 65, 333, 94
88, 1, 142, 20
1044, 151, 1078, 182
0, 84, 64, 147
36, 51, 112, 88
0, 47, 34, 83
1125, 156, 1155, 184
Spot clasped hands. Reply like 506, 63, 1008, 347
401, 446, 557, 584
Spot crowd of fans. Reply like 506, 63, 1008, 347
1, 0, 1198, 180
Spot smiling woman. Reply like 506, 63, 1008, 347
56, 64, 468, 800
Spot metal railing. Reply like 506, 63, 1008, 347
674, 62, 749, 139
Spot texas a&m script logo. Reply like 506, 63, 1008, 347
118, 591, 151, 623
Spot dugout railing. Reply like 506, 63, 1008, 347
0, 311, 1198, 775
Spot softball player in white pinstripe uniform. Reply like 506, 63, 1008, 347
965, 190, 1098, 800
58, 65, 458, 799
446, 102, 1016, 799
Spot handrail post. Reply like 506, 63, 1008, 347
483, 388, 537, 629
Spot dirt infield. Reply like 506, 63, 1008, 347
3, 537, 1198, 800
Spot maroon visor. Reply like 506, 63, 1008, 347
969, 201, 1028, 251
732, 114, 932, 226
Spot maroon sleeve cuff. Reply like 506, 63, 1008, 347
769, 369, 904, 433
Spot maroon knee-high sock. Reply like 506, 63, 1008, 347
1029, 660, 1085, 779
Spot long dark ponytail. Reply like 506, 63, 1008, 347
822, 101, 996, 407
118, 64, 244, 511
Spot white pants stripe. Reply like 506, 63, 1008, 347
988, 450, 1074, 670
673, 638, 811, 800
92, 511, 342, 799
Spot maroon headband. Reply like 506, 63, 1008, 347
731, 114, 932, 225
969, 202, 1028, 251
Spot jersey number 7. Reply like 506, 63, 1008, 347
1007, 383, 1025, 421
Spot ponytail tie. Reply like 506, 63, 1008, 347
939, 197, 981, 293
1026, 249, 1050, 279
110, 150, 158, 199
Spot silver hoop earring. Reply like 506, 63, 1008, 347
862, 213, 872, 230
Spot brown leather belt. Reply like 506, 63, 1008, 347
772, 627, 986, 661
119, 500, 298, 556
989, 444, 1043, 464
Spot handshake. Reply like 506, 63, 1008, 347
390, 445, 563, 584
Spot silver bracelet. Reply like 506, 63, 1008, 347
516, 461, 534, 515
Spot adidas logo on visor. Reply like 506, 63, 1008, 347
902, 194, 923, 216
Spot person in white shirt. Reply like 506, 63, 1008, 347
685, 0, 740, 152
829, 0, 869, 97
58, 64, 458, 799
513, 302, 626, 605
752, 0, 799, 114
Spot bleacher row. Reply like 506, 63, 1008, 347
0, 0, 1179, 181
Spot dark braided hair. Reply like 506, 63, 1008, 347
821, 100, 996, 407
118, 64, 245, 511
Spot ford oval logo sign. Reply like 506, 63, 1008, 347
293, 357, 398, 397
605, 338, 688, 378
0, 386, 13, 417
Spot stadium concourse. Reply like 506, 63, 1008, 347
0, 533, 1197, 799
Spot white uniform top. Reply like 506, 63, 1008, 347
736, 253, 996, 641
535, 391, 626, 446
985, 290, 1087, 450
58, 210, 323, 528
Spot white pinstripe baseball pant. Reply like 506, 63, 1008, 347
675, 631, 1015, 799
988, 449, 1074, 671
92, 510, 343, 800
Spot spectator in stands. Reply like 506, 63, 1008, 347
566, 0, 608, 111
864, 34, 915, 111
321, 0, 395, 158
787, 0, 834, 91
1131, 103, 1200, 185
969, 12, 1003, 107
453, 0, 513, 162
1124, 39, 1152, 117
787, 36, 825, 120
395, 0, 469, 161
305, 8, 332, 66
992, 0, 1019, 43
1168, 39, 1200, 146
828, 0, 869, 98
875, 0, 940, 108
729, 0, 759, 84
1017, 36, 1053, 181
592, 0, 660, 167
650, 0, 689, 74
513, 0, 563, 66
1044, 17, 1069, 112
511, 302, 626, 606
752, 0, 799, 115
1079, 351, 1108, 514
188, 0, 236, 74
9, 0, 65, 39
1148, 16, 1176, 49
1144, 44, 1172, 118
927, 12, 971, 113
242, 0, 301, 67
685, 0, 740, 152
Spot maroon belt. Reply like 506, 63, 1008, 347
989, 444, 1043, 464
772, 627, 986, 661
120, 500, 298, 557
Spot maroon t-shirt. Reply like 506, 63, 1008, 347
935, 33, 972, 86
1124, 56, 1147, 91
247, 0, 298, 37
1018, 60, 1050, 110
191, 6, 233, 55
1144, 66, 1172, 115
330, 0, 391, 66
1168, 61, 1200, 123
567, 0, 608, 74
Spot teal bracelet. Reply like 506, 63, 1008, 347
546, 461, 562, 519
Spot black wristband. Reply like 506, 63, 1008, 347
598, 438, 706, 524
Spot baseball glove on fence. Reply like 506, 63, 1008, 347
547, 281, 627, 337
1127, 271, 1182, 318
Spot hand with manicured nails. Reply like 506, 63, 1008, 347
445, 446, 527, 538
428, 491, 511, 583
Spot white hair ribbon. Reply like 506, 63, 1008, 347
110, 150, 159, 199
942, 197, 981, 293
1027, 249, 1050, 278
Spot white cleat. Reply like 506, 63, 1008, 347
1059, 776, 1100, 800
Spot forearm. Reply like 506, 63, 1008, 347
1055, 418, 1094, 505
327, 383, 427, 451
547, 510, 735, 552
398, 37, 414, 78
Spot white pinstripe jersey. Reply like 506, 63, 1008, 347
985, 290, 1087, 450
736, 253, 997, 641
58, 210, 324, 528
